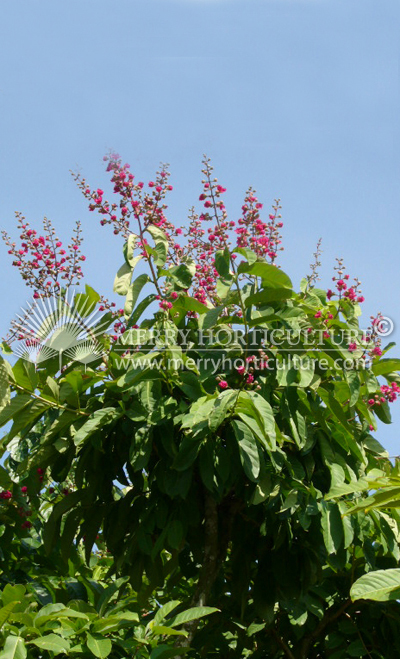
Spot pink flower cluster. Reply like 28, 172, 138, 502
0, 490, 12, 500
75, 153, 181, 264
311, 309, 334, 339
77, 154, 285, 312
327, 259, 364, 305
368, 382, 400, 407
216, 353, 269, 391
235, 190, 283, 262
2, 214, 85, 298
363, 314, 384, 360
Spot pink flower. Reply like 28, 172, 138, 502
314, 311, 322, 319
170, 291, 178, 300
237, 365, 246, 375
218, 380, 228, 389
348, 342, 357, 353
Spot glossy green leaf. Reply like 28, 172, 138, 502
214, 248, 231, 278
166, 606, 219, 628
124, 273, 150, 319
86, 633, 112, 659
0, 636, 27, 659
113, 262, 132, 296
166, 263, 195, 289
238, 261, 292, 289
320, 502, 344, 554
73, 407, 120, 446
0, 602, 18, 628
30, 634, 70, 655
371, 359, 400, 376
351, 568, 400, 602
0, 395, 32, 428
232, 419, 260, 481
123, 233, 139, 267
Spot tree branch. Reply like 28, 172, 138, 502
271, 628, 296, 659
298, 598, 352, 658
175, 490, 219, 650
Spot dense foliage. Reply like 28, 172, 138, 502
1, 155, 400, 657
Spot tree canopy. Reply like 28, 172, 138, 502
1, 154, 400, 658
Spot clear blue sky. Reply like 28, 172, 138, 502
1, 0, 399, 452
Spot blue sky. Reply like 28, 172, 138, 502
1, 0, 399, 452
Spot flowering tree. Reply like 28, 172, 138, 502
1, 154, 400, 657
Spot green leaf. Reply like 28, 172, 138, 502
238, 261, 292, 289
0, 466, 12, 489
214, 248, 231, 278
1, 341, 13, 355
153, 601, 181, 626
236, 391, 276, 451
113, 262, 132, 296
123, 233, 139, 266
167, 520, 184, 549
0, 636, 27, 659
146, 225, 169, 267
344, 370, 360, 407
351, 568, 400, 602
0, 601, 18, 628
231, 419, 260, 481
209, 390, 237, 432
166, 263, 195, 289
0, 394, 32, 428
245, 287, 293, 306
8, 399, 50, 441
216, 276, 233, 300
12, 360, 38, 392
372, 358, 400, 376
167, 606, 219, 628
86, 633, 112, 659
234, 247, 258, 264
74, 285, 101, 316
124, 273, 150, 319
171, 296, 208, 317
203, 306, 225, 330
96, 577, 129, 617
151, 625, 187, 637
320, 502, 344, 554
127, 294, 157, 327
0, 358, 10, 413
73, 407, 120, 446
30, 634, 70, 655
346, 486, 400, 514
1, 585, 26, 606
